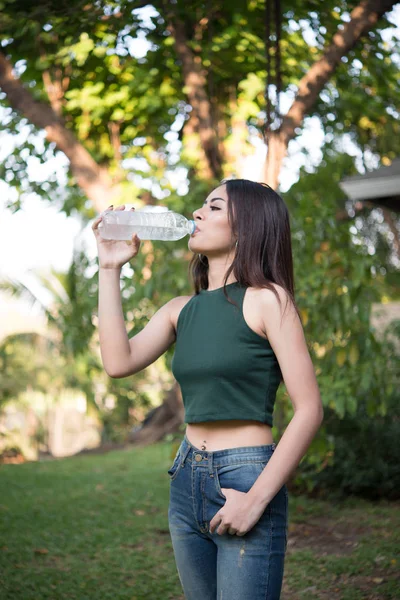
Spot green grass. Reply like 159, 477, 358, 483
0, 442, 398, 599
281, 495, 400, 599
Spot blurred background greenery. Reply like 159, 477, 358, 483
0, 0, 399, 503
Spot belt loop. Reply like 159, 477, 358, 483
180, 441, 191, 467
207, 451, 214, 476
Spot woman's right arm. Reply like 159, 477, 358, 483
93, 205, 177, 378
98, 267, 177, 378
98, 266, 130, 377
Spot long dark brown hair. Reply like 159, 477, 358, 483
188, 178, 302, 326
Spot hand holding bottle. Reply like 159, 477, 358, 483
92, 205, 141, 269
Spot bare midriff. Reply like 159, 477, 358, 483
185, 420, 274, 452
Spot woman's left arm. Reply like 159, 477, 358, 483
246, 284, 324, 509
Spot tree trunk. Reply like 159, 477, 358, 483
262, 130, 288, 190
127, 381, 184, 446
165, 17, 224, 181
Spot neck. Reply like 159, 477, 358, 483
205, 254, 237, 291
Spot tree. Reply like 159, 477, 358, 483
1, 1, 399, 205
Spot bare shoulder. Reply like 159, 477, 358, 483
169, 294, 196, 335
257, 282, 290, 302
256, 283, 297, 322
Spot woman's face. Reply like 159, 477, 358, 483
189, 185, 236, 256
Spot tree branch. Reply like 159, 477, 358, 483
38, 40, 64, 117
264, 0, 397, 189
281, 0, 396, 146
0, 50, 118, 210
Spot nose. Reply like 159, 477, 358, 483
192, 207, 203, 221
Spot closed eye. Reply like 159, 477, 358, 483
211, 206, 220, 210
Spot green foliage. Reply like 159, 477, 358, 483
1, 1, 399, 210
0, 332, 61, 406
272, 149, 400, 499
285, 150, 399, 421
295, 403, 400, 500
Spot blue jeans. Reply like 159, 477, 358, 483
167, 433, 288, 600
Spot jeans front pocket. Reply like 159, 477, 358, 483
214, 460, 269, 500
167, 450, 182, 481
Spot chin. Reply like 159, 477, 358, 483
189, 238, 202, 249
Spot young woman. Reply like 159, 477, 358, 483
92, 179, 323, 600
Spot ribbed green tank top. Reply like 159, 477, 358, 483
171, 282, 282, 426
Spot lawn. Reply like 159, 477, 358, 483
0, 441, 398, 599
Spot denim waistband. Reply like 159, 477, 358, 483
178, 433, 276, 471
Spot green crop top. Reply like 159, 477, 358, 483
171, 281, 282, 426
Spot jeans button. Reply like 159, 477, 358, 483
194, 454, 202, 462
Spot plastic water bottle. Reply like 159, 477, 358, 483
98, 205, 196, 241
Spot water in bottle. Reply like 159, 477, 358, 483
98, 206, 196, 241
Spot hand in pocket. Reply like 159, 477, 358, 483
209, 488, 267, 537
